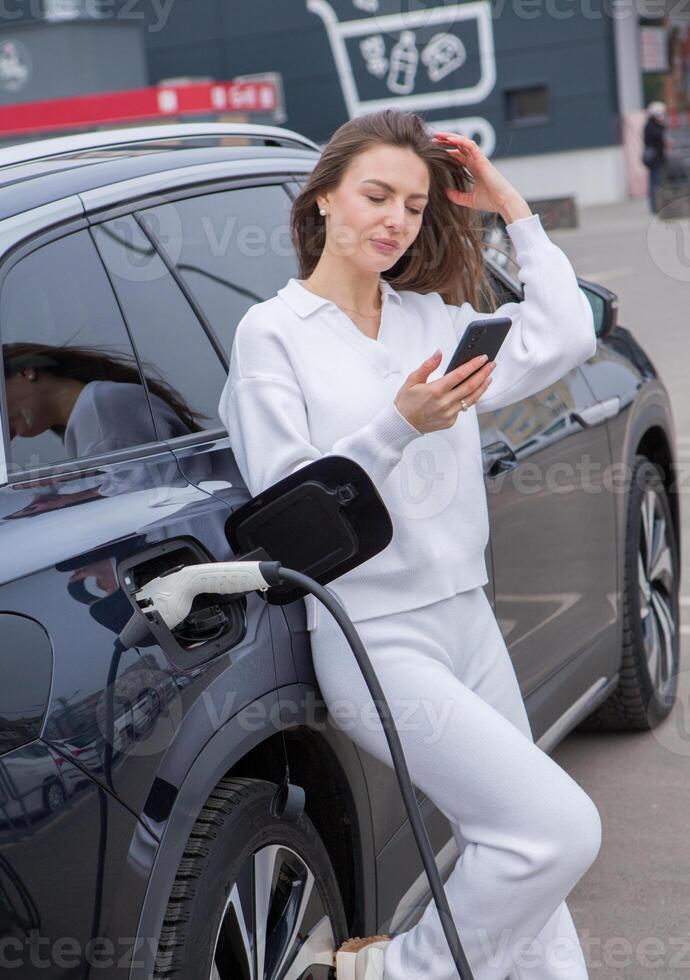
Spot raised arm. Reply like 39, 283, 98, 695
429, 131, 596, 417
443, 213, 596, 415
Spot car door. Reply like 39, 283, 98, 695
478, 267, 617, 721
0, 225, 254, 972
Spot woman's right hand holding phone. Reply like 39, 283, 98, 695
394, 351, 496, 433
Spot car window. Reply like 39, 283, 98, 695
0, 230, 158, 474
138, 184, 299, 361
92, 215, 229, 439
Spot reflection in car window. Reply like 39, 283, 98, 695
0, 231, 162, 472
139, 184, 299, 361
92, 216, 227, 437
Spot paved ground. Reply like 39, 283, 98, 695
540, 196, 690, 979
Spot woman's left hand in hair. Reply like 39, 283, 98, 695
432, 132, 531, 221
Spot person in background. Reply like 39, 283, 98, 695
643, 101, 672, 214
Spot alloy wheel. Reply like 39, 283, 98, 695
638, 486, 676, 692
209, 842, 337, 980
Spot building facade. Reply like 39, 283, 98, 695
143, 0, 624, 206
1, 2, 688, 206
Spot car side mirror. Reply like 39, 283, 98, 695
578, 278, 618, 338
224, 456, 393, 604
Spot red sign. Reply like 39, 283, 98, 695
0, 80, 278, 137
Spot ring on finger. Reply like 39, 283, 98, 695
460, 398, 469, 412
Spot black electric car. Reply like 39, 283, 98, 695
0, 123, 680, 980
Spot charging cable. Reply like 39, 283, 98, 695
123, 558, 476, 980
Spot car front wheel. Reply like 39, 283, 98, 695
579, 454, 680, 731
153, 776, 347, 980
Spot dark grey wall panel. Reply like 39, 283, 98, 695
116, 0, 618, 158
0, 22, 147, 106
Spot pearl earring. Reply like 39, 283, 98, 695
319, 209, 327, 216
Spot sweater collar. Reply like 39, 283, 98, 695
278, 277, 402, 318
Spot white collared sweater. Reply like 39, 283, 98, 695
218, 213, 596, 629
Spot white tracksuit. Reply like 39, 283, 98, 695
309, 586, 601, 980
219, 212, 602, 979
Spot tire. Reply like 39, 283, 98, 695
578, 455, 679, 731
153, 776, 348, 980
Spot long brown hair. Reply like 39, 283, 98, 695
3, 342, 208, 436
291, 108, 499, 311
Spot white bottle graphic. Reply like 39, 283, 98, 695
387, 30, 418, 95
306, 1, 497, 120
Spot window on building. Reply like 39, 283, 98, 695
505, 86, 549, 125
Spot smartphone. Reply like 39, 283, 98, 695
443, 317, 512, 387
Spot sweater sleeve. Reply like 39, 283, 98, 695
443, 212, 597, 415
218, 319, 423, 498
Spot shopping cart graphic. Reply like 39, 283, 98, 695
306, 0, 496, 117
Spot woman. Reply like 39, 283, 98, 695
218, 109, 601, 980
643, 101, 669, 214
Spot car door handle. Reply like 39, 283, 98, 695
571, 396, 621, 428
482, 441, 518, 478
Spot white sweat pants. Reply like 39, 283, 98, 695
308, 585, 602, 980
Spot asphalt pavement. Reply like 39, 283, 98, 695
537, 195, 690, 980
